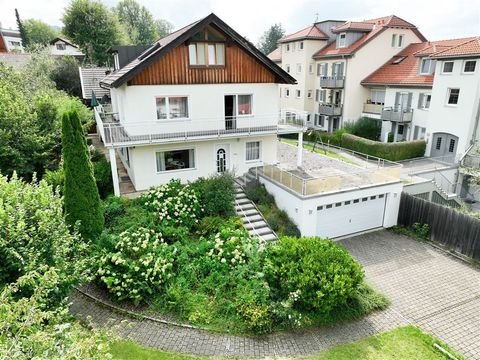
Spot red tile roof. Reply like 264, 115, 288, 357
430, 37, 480, 58
313, 15, 426, 59
279, 25, 328, 43
267, 47, 281, 62
361, 37, 478, 86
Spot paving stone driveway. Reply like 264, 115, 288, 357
70, 231, 480, 359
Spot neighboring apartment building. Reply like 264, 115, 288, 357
362, 37, 480, 161
270, 15, 426, 132
49, 37, 84, 60
96, 13, 302, 196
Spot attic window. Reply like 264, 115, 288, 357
56, 43, 66, 50
338, 33, 346, 48
188, 26, 226, 66
392, 56, 406, 64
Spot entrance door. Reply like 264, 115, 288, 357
431, 133, 458, 161
216, 145, 229, 173
224, 95, 236, 130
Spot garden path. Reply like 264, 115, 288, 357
70, 231, 480, 359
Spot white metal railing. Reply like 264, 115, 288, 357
94, 107, 307, 147
381, 107, 413, 122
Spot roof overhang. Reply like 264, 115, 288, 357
361, 82, 433, 88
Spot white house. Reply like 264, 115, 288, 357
0, 28, 23, 53
49, 37, 84, 60
96, 13, 303, 196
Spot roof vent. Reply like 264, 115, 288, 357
392, 56, 406, 64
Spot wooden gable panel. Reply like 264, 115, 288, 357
130, 43, 277, 85
0, 36, 7, 53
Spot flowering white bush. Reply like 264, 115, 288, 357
142, 179, 202, 229
97, 227, 176, 304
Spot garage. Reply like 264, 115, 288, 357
316, 194, 387, 238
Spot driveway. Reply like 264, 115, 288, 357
339, 231, 480, 359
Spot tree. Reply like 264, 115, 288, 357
257, 23, 285, 55
155, 19, 174, 38
62, 0, 127, 65
23, 19, 58, 46
116, 0, 158, 44
15, 9, 29, 49
51, 56, 82, 98
62, 107, 104, 240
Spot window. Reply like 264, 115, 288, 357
299, 42, 304, 50
391, 34, 397, 47
326, 204, 333, 209
442, 61, 454, 73
370, 196, 376, 200
156, 149, 195, 172
335, 202, 341, 207
296, 90, 301, 98
362, 197, 368, 202
309, 63, 314, 74
9, 41, 21, 47
397, 125, 404, 135
418, 93, 431, 109
315, 89, 320, 102
237, 95, 252, 115
338, 33, 346, 48
353, 199, 359, 203
188, 43, 225, 66
156, 96, 189, 120
314, 114, 325, 127
378, 194, 385, 198
435, 137, 442, 150
420, 58, 435, 74
447, 88, 460, 105
296, 63, 302, 73
286, 64, 290, 73
370, 89, 386, 105
344, 200, 351, 205
319, 89, 326, 102
464, 60, 477, 73
398, 34, 404, 47
120, 147, 130, 167
286, 44, 290, 51
246, 141, 261, 161
317, 205, 323, 210
448, 139, 456, 153
285, 89, 290, 97
307, 90, 312, 98
413, 126, 426, 140
56, 43, 66, 50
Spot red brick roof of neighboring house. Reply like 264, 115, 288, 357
267, 47, 281, 62
313, 15, 427, 59
430, 37, 480, 58
279, 25, 329, 43
361, 37, 478, 86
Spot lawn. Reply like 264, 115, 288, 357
280, 138, 357, 164
110, 326, 462, 359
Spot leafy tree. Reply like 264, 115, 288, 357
116, 0, 158, 44
15, 8, 29, 49
257, 23, 285, 55
62, 0, 127, 65
155, 19, 174, 38
23, 18, 58, 46
51, 56, 82, 97
62, 107, 104, 240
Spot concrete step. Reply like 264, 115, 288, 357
241, 208, 259, 216
248, 227, 273, 236
242, 214, 263, 223
236, 197, 251, 205
244, 220, 268, 230
260, 233, 277, 242
235, 203, 255, 212
235, 193, 247, 200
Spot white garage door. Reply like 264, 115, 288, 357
316, 194, 386, 239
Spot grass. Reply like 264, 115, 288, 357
280, 138, 357, 164
110, 326, 462, 360
310, 325, 463, 360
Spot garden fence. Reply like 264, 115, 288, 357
398, 192, 480, 260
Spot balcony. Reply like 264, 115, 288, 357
94, 107, 307, 148
362, 103, 383, 115
381, 107, 413, 122
318, 103, 342, 116
319, 76, 344, 88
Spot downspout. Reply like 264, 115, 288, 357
341, 54, 348, 129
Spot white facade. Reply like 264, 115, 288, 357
1, 30, 23, 53
49, 39, 84, 57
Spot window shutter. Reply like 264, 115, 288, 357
418, 93, 424, 109
407, 93, 413, 111
324, 63, 328, 76
338, 62, 344, 77
394, 92, 400, 111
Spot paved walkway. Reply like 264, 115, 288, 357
70, 231, 480, 359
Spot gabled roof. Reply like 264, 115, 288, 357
361, 37, 477, 87
430, 37, 480, 59
101, 13, 296, 88
279, 25, 329, 43
49, 37, 78, 48
79, 67, 111, 99
268, 47, 281, 62
313, 15, 426, 59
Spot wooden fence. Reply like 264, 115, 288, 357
398, 192, 480, 260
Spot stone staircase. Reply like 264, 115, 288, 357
234, 179, 277, 242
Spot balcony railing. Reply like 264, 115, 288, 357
320, 76, 345, 88
381, 107, 413, 122
95, 107, 307, 147
318, 103, 342, 116
363, 103, 383, 115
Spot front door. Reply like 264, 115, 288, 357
431, 132, 458, 161
216, 145, 229, 173
224, 95, 236, 130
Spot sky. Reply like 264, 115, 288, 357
0, 0, 479, 43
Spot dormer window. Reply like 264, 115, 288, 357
338, 33, 346, 48
420, 58, 436, 75
56, 43, 66, 50
188, 27, 226, 66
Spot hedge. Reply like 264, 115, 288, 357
341, 133, 426, 161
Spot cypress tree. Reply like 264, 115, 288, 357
62, 108, 104, 240
15, 9, 29, 49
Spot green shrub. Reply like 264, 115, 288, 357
103, 196, 128, 228
43, 168, 64, 192
93, 157, 113, 199
244, 180, 274, 205
141, 179, 202, 229
190, 174, 235, 217
265, 236, 364, 314
412, 223, 430, 240
341, 133, 426, 161
350, 117, 382, 140
96, 227, 176, 304
196, 216, 243, 236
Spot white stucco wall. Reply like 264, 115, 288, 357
127, 135, 278, 190
259, 176, 403, 237
426, 58, 480, 157
49, 41, 84, 56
